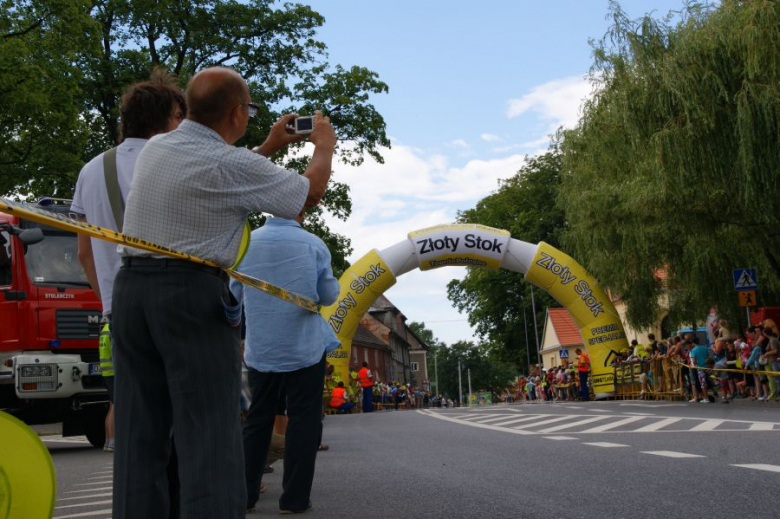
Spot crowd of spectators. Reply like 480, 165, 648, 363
611, 319, 780, 403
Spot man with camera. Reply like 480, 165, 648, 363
111, 66, 336, 519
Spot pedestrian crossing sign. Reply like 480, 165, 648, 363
559, 349, 569, 359
733, 268, 758, 291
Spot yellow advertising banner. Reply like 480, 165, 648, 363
525, 242, 628, 395
320, 250, 397, 381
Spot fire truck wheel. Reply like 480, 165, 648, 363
83, 412, 107, 449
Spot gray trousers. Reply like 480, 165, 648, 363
112, 261, 245, 518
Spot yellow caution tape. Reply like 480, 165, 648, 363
0, 197, 317, 313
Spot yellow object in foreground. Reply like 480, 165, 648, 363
0, 197, 317, 313
0, 412, 56, 519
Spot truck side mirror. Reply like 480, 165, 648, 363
19, 228, 43, 246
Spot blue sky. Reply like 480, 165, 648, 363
301, 0, 686, 347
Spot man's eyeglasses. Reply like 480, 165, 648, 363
240, 102, 260, 118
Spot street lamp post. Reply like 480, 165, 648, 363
530, 286, 541, 367
434, 353, 439, 398
522, 295, 530, 374
467, 368, 473, 407
458, 359, 463, 407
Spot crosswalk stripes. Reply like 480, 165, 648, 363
42, 435, 91, 444
419, 409, 780, 435
582, 442, 629, 448
53, 464, 113, 519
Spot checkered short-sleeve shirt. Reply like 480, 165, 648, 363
121, 120, 309, 267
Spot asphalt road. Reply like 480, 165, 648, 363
44, 398, 780, 519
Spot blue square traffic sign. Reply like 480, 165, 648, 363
733, 268, 758, 291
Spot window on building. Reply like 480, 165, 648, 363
352, 346, 358, 364
374, 349, 379, 366
364, 349, 369, 362
0, 231, 11, 287
411, 362, 419, 372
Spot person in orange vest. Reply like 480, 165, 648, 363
358, 361, 375, 412
330, 381, 354, 413
575, 348, 591, 401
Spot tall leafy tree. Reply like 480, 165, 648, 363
430, 340, 516, 400
558, 0, 779, 330
2, 0, 391, 273
447, 149, 565, 366
0, 0, 96, 196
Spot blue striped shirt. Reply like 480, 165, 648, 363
231, 218, 341, 372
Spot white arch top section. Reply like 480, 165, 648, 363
377, 235, 539, 277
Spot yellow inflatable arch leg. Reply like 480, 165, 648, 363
320, 224, 629, 398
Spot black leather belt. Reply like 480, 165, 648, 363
121, 257, 225, 278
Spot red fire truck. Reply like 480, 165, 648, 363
0, 198, 108, 447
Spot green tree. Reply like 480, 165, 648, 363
447, 149, 565, 366
2, 0, 391, 273
0, 0, 96, 197
557, 0, 780, 331
432, 340, 516, 400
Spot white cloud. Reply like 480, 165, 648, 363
321, 139, 529, 345
507, 75, 593, 130
480, 133, 501, 142
448, 139, 470, 149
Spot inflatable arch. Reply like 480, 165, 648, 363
320, 224, 629, 399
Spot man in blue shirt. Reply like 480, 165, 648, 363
231, 213, 340, 514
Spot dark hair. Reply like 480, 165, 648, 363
362, 361, 368, 367
337, 381, 344, 388
120, 68, 186, 141
648, 333, 655, 340
186, 71, 246, 127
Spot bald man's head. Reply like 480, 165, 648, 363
186, 67, 248, 129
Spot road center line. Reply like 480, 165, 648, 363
582, 442, 630, 448
642, 451, 705, 458
731, 464, 780, 473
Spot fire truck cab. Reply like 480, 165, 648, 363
0, 198, 108, 447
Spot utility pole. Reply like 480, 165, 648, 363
530, 286, 541, 367
434, 353, 439, 397
522, 295, 530, 375
458, 359, 463, 407
467, 368, 473, 407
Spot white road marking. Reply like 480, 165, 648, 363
53, 509, 112, 518
512, 416, 572, 430
537, 416, 610, 433
690, 419, 724, 432
86, 475, 113, 481
624, 412, 655, 416
43, 435, 90, 444
73, 481, 114, 487
634, 418, 682, 432
580, 416, 646, 433
58, 493, 113, 501
642, 451, 705, 458
417, 410, 533, 435
470, 414, 520, 424
490, 415, 545, 427
543, 436, 577, 441
55, 499, 112, 510
748, 422, 774, 431
583, 442, 630, 448
731, 464, 780, 474
64, 487, 112, 494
